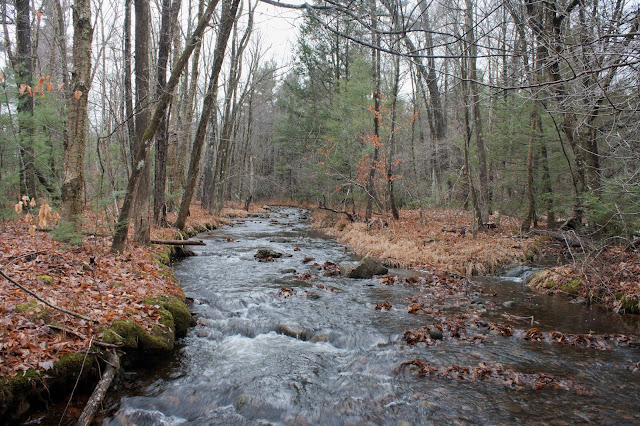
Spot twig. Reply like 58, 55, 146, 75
2, 251, 45, 268
46, 325, 123, 349
59, 336, 93, 426
0, 268, 96, 323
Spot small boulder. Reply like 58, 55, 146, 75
343, 256, 388, 279
275, 324, 307, 340
255, 248, 283, 259
429, 328, 444, 340
502, 300, 516, 308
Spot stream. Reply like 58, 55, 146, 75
101, 207, 639, 425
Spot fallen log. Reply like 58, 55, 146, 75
77, 349, 120, 426
150, 239, 205, 246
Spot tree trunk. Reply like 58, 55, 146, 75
465, 0, 490, 224
169, 0, 205, 206
60, 0, 93, 227
14, 0, 36, 201
132, 0, 152, 244
111, 0, 221, 253
365, 0, 381, 221
387, 30, 401, 220
175, 0, 241, 230
153, 0, 181, 227
124, 0, 135, 169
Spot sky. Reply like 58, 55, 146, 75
253, 2, 303, 67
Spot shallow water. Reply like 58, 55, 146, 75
100, 207, 640, 425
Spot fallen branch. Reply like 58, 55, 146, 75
318, 196, 356, 222
77, 349, 120, 426
0, 268, 96, 323
150, 239, 205, 246
626, 237, 640, 252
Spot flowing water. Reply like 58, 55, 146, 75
102, 207, 640, 425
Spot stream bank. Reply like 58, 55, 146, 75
0, 212, 221, 424
312, 208, 640, 314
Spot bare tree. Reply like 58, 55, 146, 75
60, 0, 93, 228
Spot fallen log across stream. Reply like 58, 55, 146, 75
150, 239, 206, 246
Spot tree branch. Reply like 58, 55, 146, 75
0, 259, 96, 323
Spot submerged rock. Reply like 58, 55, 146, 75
342, 256, 388, 279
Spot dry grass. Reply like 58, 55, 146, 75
313, 208, 540, 276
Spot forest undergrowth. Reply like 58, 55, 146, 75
312, 208, 640, 314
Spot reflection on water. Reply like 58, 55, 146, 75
103, 208, 640, 425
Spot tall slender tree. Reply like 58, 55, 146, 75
111, 0, 221, 253
175, 0, 241, 230
60, 0, 93, 228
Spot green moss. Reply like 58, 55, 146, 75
16, 301, 40, 313
0, 353, 95, 420
614, 293, 640, 314
36, 275, 53, 285
145, 296, 192, 337
545, 279, 557, 289
15, 301, 53, 322
102, 317, 175, 352
560, 279, 581, 295
153, 250, 171, 265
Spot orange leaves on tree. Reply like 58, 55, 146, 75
73, 90, 83, 100
18, 75, 59, 98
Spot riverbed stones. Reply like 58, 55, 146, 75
341, 256, 388, 279
429, 328, 444, 340
254, 248, 283, 259
275, 324, 308, 340
502, 300, 516, 308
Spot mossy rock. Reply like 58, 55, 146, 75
36, 275, 53, 285
102, 316, 174, 352
15, 301, 53, 323
0, 352, 95, 421
101, 296, 192, 350
145, 296, 192, 337
560, 279, 581, 295
153, 249, 171, 265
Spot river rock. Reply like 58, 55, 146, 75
342, 256, 388, 279
504, 265, 539, 281
275, 324, 307, 340
310, 333, 330, 343
502, 300, 516, 308
280, 268, 297, 274
429, 328, 444, 340
254, 248, 283, 259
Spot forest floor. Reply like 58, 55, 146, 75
0, 202, 257, 399
312, 208, 640, 315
